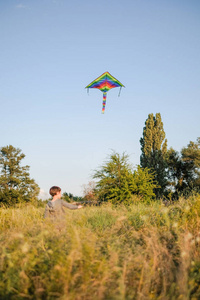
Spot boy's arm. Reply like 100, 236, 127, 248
61, 200, 79, 210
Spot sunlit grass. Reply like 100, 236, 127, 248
0, 196, 200, 299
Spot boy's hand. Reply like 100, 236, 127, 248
78, 205, 83, 209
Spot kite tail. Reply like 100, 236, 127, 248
102, 92, 107, 114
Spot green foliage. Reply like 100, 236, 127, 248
93, 152, 133, 204
132, 166, 157, 201
140, 113, 200, 199
0, 145, 39, 206
140, 113, 168, 197
181, 138, 200, 188
1, 196, 200, 299
62, 192, 74, 203
0, 189, 22, 207
87, 206, 117, 232
166, 138, 200, 198
189, 261, 200, 298
93, 152, 157, 204
62, 192, 83, 203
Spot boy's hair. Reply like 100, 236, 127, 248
49, 186, 61, 197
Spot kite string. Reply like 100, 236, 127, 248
118, 86, 122, 97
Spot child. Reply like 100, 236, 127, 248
44, 186, 82, 219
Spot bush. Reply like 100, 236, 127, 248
93, 152, 158, 205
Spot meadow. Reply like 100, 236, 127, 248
0, 196, 200, 300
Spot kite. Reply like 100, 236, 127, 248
85, 71, 125, 113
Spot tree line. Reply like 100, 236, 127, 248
140, 113, 200, 199
0, 113, 199, 206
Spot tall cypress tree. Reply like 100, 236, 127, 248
140, 113, 168, 197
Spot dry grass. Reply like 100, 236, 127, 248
0, 196, 200, 299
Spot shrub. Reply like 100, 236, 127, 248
93, 152, 158, 205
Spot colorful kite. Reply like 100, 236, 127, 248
85, 71, 125, 113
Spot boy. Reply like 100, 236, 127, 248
44, 186, 82, 219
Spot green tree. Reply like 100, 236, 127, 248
140, 113, 168, 197
93, 152, 157, 204
166, 148, 185, 195
167, 138, 200, 197
0, 145, 39, 206
62, 192, 83, 203
132, 166, 157, 201
182, 138, 200, 186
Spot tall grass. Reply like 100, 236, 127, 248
0, 196, 200, 299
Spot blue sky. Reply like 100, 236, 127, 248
1, 0, 200, 198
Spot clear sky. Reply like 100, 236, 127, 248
1, 0, 200, 198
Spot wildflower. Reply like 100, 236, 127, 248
117, 216, 127, 222
196, 237, 200, 243
181, 251, 187, 258
162, 207, 169, 214
185, 232, 193, 241
21, 243, 30, 253
13, 233, 24, 239
54, 265, 62, 271
141, 215, 148, 221
43, 230, 49, 236
184, 205, 190, 212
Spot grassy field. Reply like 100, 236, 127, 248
0, 196, 200, 300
